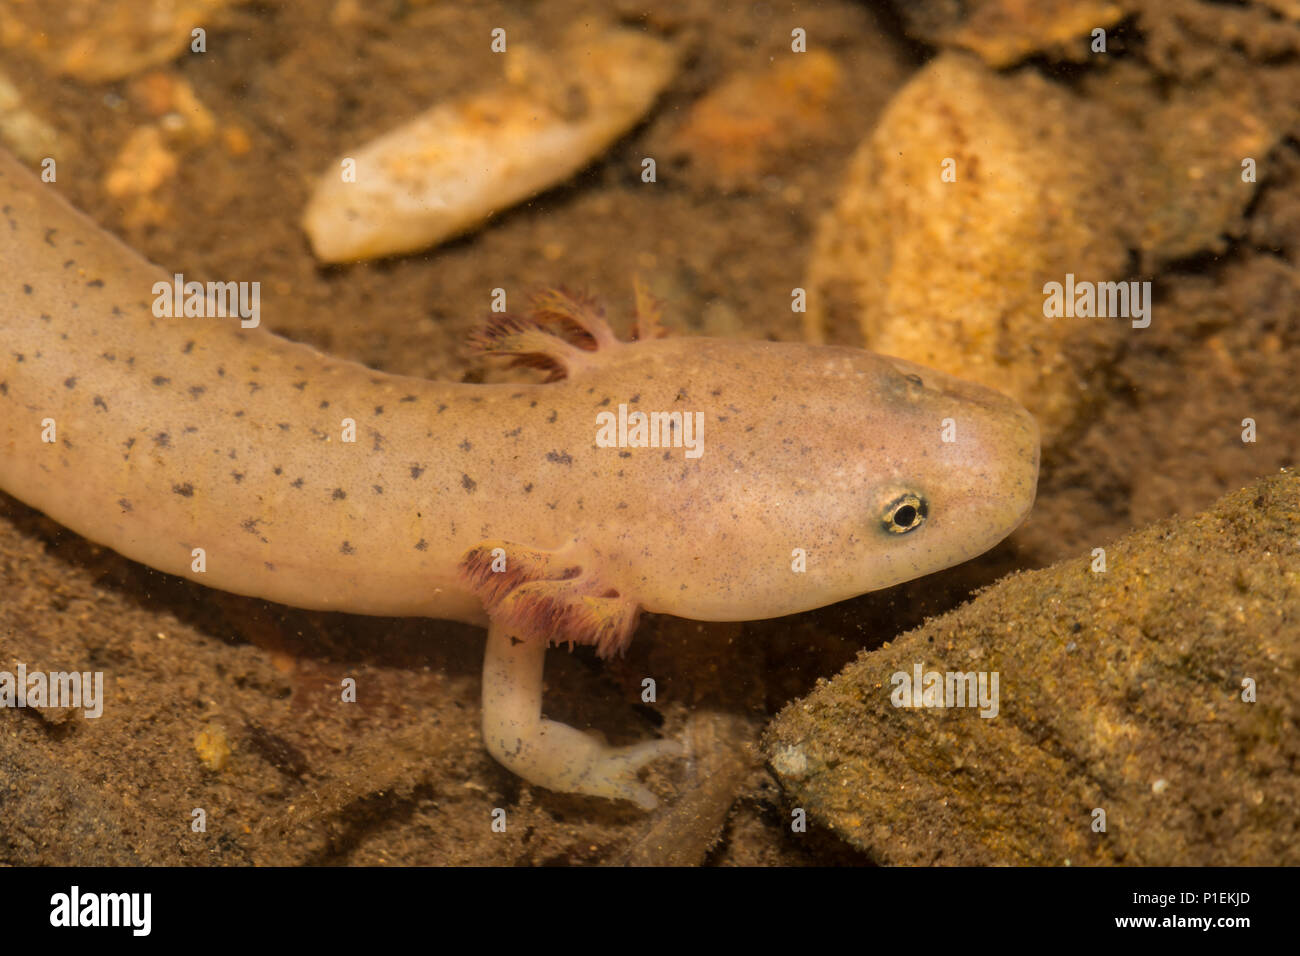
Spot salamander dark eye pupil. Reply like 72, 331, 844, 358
882, 493, 927, 534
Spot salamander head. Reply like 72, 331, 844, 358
839, 352, 1041, 593
624, 339, 1040, 621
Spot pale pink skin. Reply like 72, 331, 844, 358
0, 151, 1038, 808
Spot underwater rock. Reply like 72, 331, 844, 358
804, 53, 1288, 446
1100, 70, 1287, 265
0, 0, 232, 82
887, 0, 1125, 67
667, 50, 844, 192
804, 54, 1134, 445
0, 70, 60, 164
301, 24, 678, 262
764, 470, 1300, 865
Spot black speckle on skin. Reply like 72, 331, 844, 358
410, 465, 425, 479
332, 488, 347, 500
234, 411, 245, 418
373, 405, 384, 416
265, 562, 276, 571
0, 382, 7, 396
629, 393, 640, 403
182, 341, 195, 354
154, 432, 170, 448
22, 284, 32, 295
273, 466, 283, 475
117, 498, 132, 512
63, 376, 76, 389
189, 385, 206, 398
400, 394, 417, 403
13, 353, 24, 363
523, 483, 533, 493
277, 423, 290, 431
290, 477, 305, 489
44, 228, 56, 247
232, 472, 244, 483
101, 352, 116, 362
436, 404, 447, 414
458, 438, 472, 452
415, 539, 428, 551
529, 400, 537, 408
546, 410, 558, 424
618, 451, 631, 459
152, 375, 170, 386
546, 450, 573, 465
461, 473, 477, 493
319, 400, 330, 409
340, 541, 356, 555
371, 431, 384, 451
93, 396, 108, 412
241, 517, 262, 535
292, 381, 307, 391
184, 425, 198, 434
597, 396, 610, 406
248, 382, 262, 394
372, 485, 383, 495
173, 483, 194, 497
86, 278, 104, 288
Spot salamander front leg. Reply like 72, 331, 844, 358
480, 618, 681, 810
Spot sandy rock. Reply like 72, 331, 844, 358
805, 54, 1136, 444
804, 53, 1290, 445
764, 470, 1300, 865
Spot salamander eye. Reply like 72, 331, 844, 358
882, 492, 928, 534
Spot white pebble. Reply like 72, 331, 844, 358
302, 24, 677, 262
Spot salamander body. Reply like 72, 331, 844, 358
0, 151, 1039, 808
